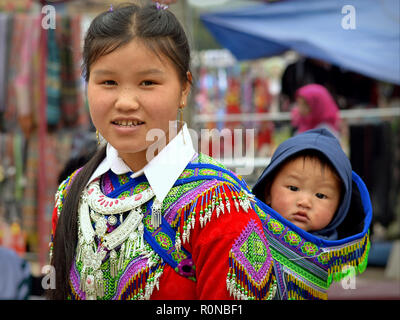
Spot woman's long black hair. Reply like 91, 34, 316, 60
48, 2, 191, 299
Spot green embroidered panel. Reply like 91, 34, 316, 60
239, 231, 268, 272
195, 153, 227, 168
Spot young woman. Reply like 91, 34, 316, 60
49, 3, 372, 301
48, 3, 275, 300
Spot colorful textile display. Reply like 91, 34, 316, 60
51, 153, 371, 300
0, 12, 90, 261
46, 27, 61, 127
22, 132, 39, 248
0, 13, 9, 113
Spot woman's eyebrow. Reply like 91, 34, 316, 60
92, 69, 117, 75
135, 68, 164, 76
92, 68, 164, 76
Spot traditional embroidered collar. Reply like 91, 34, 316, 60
88, 123, 196, 202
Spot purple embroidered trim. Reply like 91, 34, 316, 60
231, 219, 273, 285
101, 172, 114, 195
164, 179, 219, 223
114, 257, 148, 298
69, 262, 85, 299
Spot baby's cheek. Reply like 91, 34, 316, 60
271, 194, 292, 218
313, 208, 336, 230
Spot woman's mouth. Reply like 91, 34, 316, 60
111, 120, 145, 127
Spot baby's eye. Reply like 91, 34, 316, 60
102, 80, 117, 86
316, 193, 327, 199
288, 185, 299, 192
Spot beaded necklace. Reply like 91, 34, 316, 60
76, 179, 161, 299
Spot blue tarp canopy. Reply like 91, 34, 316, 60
200, 0, 400, 84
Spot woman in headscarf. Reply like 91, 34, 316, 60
291, 84, 340, 137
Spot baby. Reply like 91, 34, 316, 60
252, 128, 353, 240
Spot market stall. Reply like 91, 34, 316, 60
196, 0, 400, 235
200, 0, 400, 85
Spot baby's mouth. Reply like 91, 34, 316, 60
292, 211, 309, 222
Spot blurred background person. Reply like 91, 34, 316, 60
291, 84, 340, 138
0, 246, 31, 299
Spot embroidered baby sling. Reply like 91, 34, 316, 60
56, 155, 371, 300
168, 163, 372, 300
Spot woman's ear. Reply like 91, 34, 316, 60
186, 71, 192, 84
180, 72, 192, 107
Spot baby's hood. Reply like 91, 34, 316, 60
252, 128, 352, 239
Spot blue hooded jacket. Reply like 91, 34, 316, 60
252, 128, 353, 240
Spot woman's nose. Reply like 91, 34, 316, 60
115, 88, 139, 111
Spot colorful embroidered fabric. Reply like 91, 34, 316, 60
52, 153, 275, 300
227, 219, 276, 300
51, 154, 371, 300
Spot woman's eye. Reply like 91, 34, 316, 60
288, 186, 299, 192
102, 80, 117, 86
316, 193, 327, 199
141, 80, 155, 86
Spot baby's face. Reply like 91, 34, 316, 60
265, 157, 341, 232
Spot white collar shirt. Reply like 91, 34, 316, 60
87, 124, 196, 203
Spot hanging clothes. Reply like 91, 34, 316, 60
15, 15, 40, 138
70, 15, 88, 127
4, 15, 23, 130
22, 132, 39, 251
0, 11, 91, 262
55, 15, 79, 127
46, 27, 61, 127
0, 13, 9, 114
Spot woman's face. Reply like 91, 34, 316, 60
87, 38, 190, 171
296, 96, 310, 116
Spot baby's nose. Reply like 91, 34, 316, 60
296, 195, 312, 209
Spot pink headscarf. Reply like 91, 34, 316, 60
291, 84, 340, 134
